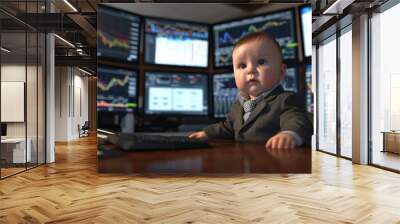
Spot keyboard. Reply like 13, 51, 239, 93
107, 133, 211, 151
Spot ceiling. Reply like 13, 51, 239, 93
1, 1, 308, 71
106, 3, 304, 24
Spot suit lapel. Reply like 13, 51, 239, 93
231, 102, 244, 127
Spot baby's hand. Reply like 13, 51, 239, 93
265, 132, 296, 150
189, 131, 208, 140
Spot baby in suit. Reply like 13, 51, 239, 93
189, 31, 313, 149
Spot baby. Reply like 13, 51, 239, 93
190, 31, 313, 150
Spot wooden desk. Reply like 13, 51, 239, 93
97, 141, 311, 174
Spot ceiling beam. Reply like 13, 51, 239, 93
55, 55, 96, 69
67, 13, 97, 46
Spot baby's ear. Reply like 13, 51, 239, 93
279, 64, 287, 81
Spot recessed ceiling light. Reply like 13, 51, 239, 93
1, 47, 11, 53
54, 34, 75, 48
78, 67, 92, 76
63, 0, 78, 12
323, 0, 355, 15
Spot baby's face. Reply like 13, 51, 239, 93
232, 38, 285, 99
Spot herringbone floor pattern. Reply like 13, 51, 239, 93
1, 136, 400, 223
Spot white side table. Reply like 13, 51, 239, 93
1, 138, 32, 163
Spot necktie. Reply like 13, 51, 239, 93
243, 99, 257, 121
243, 99, 257, 113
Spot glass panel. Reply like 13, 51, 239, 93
38, 0, 46, 166
317, 35, 337, 154
38, 32, 45, 165
1, 30, 27, 177
27, 31, 38, 169
26, 0, 38, 169
371, 3, 400, 171
0, 1, 46, 178
339, 27, 352, 158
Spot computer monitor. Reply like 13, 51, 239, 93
212, 73, 238, 118
97, 5, 140, 62
282, 67, 298, 92
213, 9, 297, 68
1, 123, 7, 137
97, 65, 138, 112
144, 71, 209, 115
305, 64, 313, 113
300, 5, 312, 58
144, 17, 209, 68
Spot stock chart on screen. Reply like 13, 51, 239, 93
212, 73, 238, 118
97, 6, 140, 62
213, 10, 297, 67
282, 67, 298, 92
305, 64, 313, 113
212, 68, 298, 118
144, 18, 209, 68
97, 66, 137, 112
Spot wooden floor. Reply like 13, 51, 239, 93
1, 167, 26, 178
1, 136, 400, 223
372, 150, 400, 171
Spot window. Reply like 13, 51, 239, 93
317, 35, 337, 154
370, 2, 400, 171
339, 26, 352, 158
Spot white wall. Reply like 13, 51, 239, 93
1, 65, 29, 138
71, 72, 89, 138
55, 66, 69, 141
55, 67, 89, 141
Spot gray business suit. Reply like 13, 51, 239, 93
204, 85, 313, 146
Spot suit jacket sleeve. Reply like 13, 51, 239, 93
279, 93, 313, 146
203, 107, 236, 139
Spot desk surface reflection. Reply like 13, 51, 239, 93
97, 140, 311, 174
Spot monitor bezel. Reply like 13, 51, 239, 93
96, 64, 139, 113
143, 15, 211, 69
299, 4, 312, 59
97, 4, 142, 64
211, 7, 299, 69
143, 70, 210, 117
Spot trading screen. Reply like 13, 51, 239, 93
97, 6, 140, 62
282, 67, 298, 92
97, 66, 137, 112
305, 64, 313, 113
213, 73, 238, 118
145, 18, 209, 68
144, 72, 209, 115
213, 10, 297, 67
